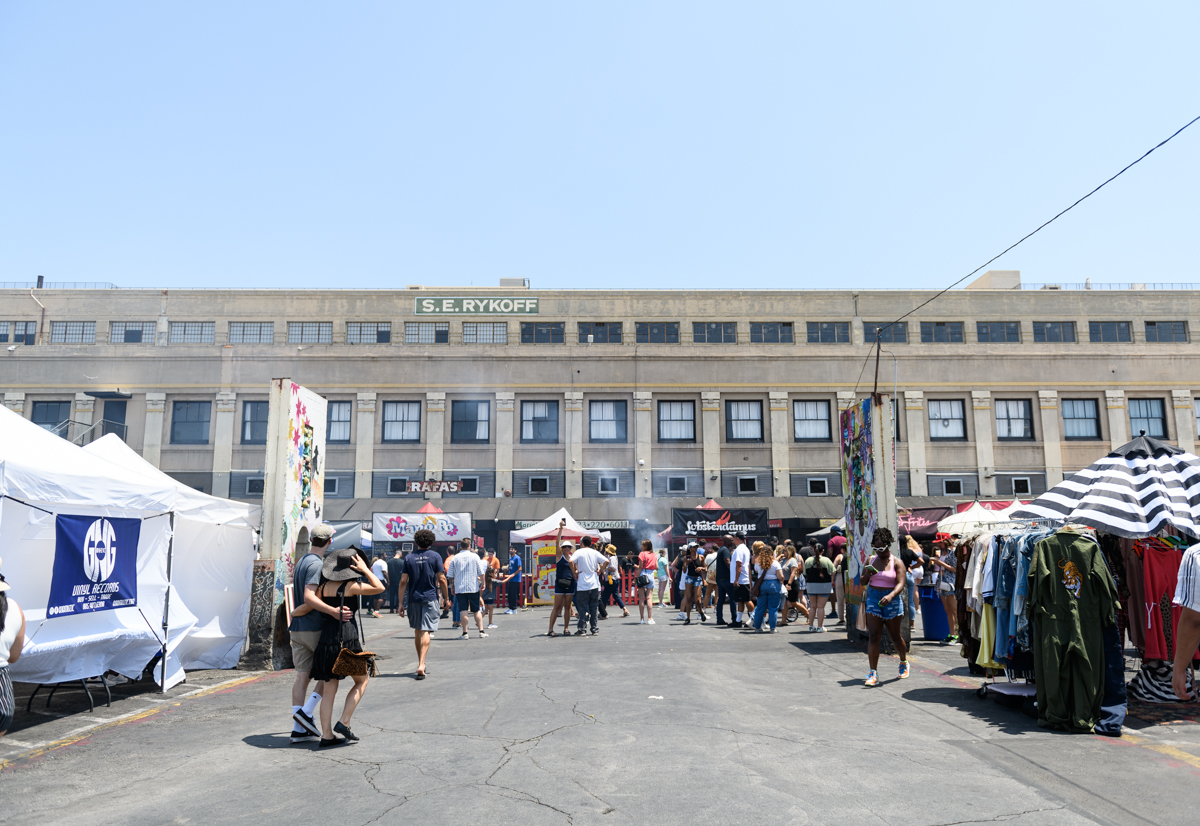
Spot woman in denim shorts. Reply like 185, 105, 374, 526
862, 527, 909, 687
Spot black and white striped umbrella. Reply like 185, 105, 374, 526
1009, 433, 1200, 538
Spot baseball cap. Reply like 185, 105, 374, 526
310, 524, 335, 542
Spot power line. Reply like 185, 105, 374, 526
852, 112, 1200, 394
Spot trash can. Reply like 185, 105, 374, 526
919, 586, 949, 641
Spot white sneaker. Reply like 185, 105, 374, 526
647, 619, 656, 625
676, 612, 686, 621
460, 632, 469, 639
487, 624, 498, 629
479, 632, 488, 638
639, 619, 646, 625
504, 609, 514, 615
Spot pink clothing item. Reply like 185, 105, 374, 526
867, 554, 899, 590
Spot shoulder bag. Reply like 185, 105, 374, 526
331, 583, 377, 678
751, 565, 768, 600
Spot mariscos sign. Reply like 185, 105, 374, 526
415, 297, 539, 315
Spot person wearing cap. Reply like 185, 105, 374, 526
827, 528, 847, 623
598, 545, 629, 620
287, 524, 352, 744
546, 520, 575, 637
0, 557, 26, 739
310, 546, 384, 747
571, 536, 608, 636
482, 550, 500, 630
447, 537, 489, 640
680, 543, 708, 625
398, 529, 450, 680
730, 532, 753, 629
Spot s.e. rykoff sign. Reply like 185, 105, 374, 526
47, 515, 140, 617
414, 297, 539, 315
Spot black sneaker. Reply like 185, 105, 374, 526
698, 611, 707, 623
714, 620, 728, 626
334, 721, 359, 741
290, 731, 319, 744
683, 619, 692, 625
292, 708, 320, 736
318, 737, 348, 749
574, 630, 586, 636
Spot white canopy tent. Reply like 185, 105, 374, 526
83, 434, 260, 670
0, 407, 196, 688
936, 502, 1017, 535
509, 508, 607, 544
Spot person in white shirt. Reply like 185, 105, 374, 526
369, 555, 388, 618
447, 538, 489, 639
1173, 543, 1200, 701
571, 537, 609, 636
729, 532, 752, 629
0, 557, 26, 739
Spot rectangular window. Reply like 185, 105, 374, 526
928, 399, 966, 440
169, 322, 215, 344
1129, 398, 1167, 438
793, 400, 832, 442
635, 322, 679, 344
657, 401, 695, 442
241, 401, 270, 444
807, 322, 850, 343
737, 476, 758, 494
1033, 321, 1076, 343
749, 322, 793, 343
324, 478, 339, 495
520, 322, 564, 344
463, 322, 507, 344
589, 400, 627, 443
578, 322, 622, 344
1195, 399, 1200, 443
995, 399, 1034, 440
1089, 321, 1130, 343
3, 321, 37, 344
382, 401, 421, 443
1062, 399, 1101, 440
31, 401, 71, 433
528, 476, 550, 494
807, 478, 828, 496
228, 322, 274, 344
920, 322, 963, 343
667, 475, 688, 493
521, 401, 559, 443
726, 401, 763, 442
346, 322, 391, 344
943, 479, 963, 496
451, 400, 489, 443
1011, 477, 1032, 496
598, 475, 619, 494
110, 321, 157, 344
287, 322, 332, 344
171, 401, 212, 444
387, 477, 408, 495
864, 322, 907, 343
977, 322, 1021, 343
693, 322, 737, 344
405, 322, 449, 344
1145, 321, 1188, 343
246, 478, 265, 495
49, 321, 96, 344
327, 400, 352, 443
457, 477, 479, 494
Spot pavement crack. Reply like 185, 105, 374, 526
929, 807, 1066, 826
481, 779, 575, 824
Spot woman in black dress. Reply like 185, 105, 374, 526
546, 520, 575, 637
311, 547, 384, 748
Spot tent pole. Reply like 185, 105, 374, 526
160, 511, 175, 693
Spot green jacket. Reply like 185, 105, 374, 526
1028, 530, 1117, 733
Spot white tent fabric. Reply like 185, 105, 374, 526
807, 518, 846, 540
937, 502, 1017, 534
509, 508, 605, 544
84, 435, 260, 669
0, 407, 195, 688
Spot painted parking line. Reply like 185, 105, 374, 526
0, 672, 275, 774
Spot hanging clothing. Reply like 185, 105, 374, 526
1120, 538, 1147, 653
1141, 539, 1185, 661
1028, 530, 1117, 733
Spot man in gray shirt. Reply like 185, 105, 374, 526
288, 524, 352, 743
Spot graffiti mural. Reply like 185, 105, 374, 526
841, 398, 875, 593
277, 382, 327, 580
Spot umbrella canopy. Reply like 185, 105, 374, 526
807, 518, 845, 540
1010, 434, 1200, 538
937, 501, 1016, 534
508, 507, 604, 544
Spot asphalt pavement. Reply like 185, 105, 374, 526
2, 605, 1200, 826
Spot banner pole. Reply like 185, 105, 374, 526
160, 511, 175, 693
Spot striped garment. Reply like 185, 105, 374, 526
0, 666, 14, 731
1011, 434, 1200, 539
1127, 659, 1192, 704
1175, 544, 1200, 614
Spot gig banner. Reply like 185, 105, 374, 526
672, 508, 769, 538
47, 515, 141, 617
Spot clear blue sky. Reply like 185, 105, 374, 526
1, 3, 1197, 290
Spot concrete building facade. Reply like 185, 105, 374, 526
3, 272, 1198, 550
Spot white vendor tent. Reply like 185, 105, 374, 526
937, 502, 1017, 534
84, 434, 260, 670
0, 406, 196, 689
509, 508, 606, 544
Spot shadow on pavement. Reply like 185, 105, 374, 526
900, 685, 1040, 734
242, 733, 304, 750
